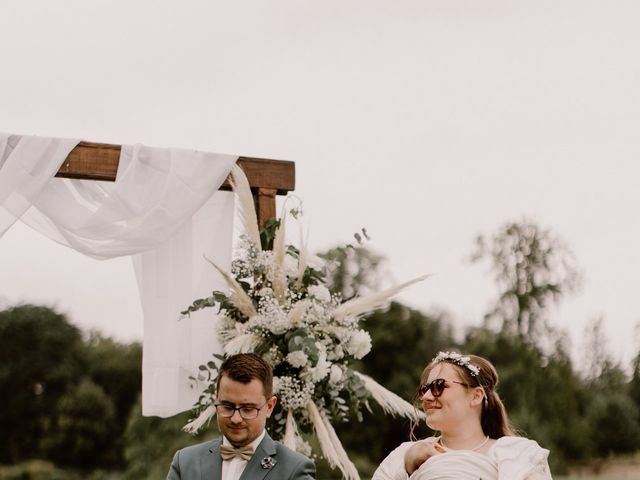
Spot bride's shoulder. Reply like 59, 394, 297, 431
490, 436, 550, 463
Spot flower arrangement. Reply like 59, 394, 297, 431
181, 165, 425, 480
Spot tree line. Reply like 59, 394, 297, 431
1, 219, 639, 478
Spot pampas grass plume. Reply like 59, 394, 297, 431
204, 255, 257, 319
229, 164, 261, 250
333, 274, 429, 323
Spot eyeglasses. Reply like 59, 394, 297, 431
417, 378, 470, 398
214, 401, 268, 419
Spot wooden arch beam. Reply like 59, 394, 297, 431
54, 141, 295, 228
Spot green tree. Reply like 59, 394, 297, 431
581, 318, 640, 455
625, 323, 640, 414
41, 379, 118, 468
470, 220, 580, 341
586, 393, 640, 455
630, 342, 640, 412
319, 242, 386, 299
0, 304, 85, 463
84, 332, 142, 466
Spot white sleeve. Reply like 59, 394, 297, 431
371, 442, 414, 480
493, 437, 552, 480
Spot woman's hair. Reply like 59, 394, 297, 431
410, 352, 515, 440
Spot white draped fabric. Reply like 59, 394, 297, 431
0, 132, 238, 416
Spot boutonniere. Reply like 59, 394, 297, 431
261, 456, 276, 470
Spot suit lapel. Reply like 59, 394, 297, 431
239, 433, 277, 480
204, 439, 223, 480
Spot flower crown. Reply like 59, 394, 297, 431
432, 351, 480, 377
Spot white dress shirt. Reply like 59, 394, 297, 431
221, 430, 266, 480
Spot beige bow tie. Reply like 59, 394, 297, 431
220, 444, 254, 461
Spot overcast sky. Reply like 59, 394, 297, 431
1, 1, 639, 368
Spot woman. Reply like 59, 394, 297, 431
372, 351, 552, 480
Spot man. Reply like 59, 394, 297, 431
167, 353, 316, 480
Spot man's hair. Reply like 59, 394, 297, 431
216, 353, 273, 398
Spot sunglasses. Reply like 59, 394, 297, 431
417, 378, 470, 398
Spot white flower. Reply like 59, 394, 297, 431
267, 319, 290, 335
304, 302, 331, 326
347, 330, 372, 359
257, 287, 274, 297
287, 350, 309, 368
263, 345, 284, 367
305, 351, 331, 382
308, 285, 331, 303
278, 376, 314, 410
254, 297, 290, 334
329, 364, 343, 384
328, 344, 345, 361
272, 376, 281, 394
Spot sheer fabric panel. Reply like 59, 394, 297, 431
0, 132, 237, 416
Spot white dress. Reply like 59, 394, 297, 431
371, 436, 552, 480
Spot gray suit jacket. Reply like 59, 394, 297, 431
167, 433, 316, 480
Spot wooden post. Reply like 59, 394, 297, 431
256, 188, 277, 229
55, 141, 295, 228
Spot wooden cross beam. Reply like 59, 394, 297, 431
54, 141, 295, 228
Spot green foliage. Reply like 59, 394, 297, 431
259, 217, 281, 249
0, 305, 85, 463
0, 460, 119, 480
587, 393, 640, 455
630, 350, 640, 410
0, 304, 142, 470
83, 332, 142, 465
41, 379, 118, 468
84, 333, 141, 417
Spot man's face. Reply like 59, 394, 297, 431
216, 375, 276, 447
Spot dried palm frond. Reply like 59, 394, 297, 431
272, 270, 287, 304
283, 410, 300, 451
287, 299, 311, 327
229, 164, 261, 250
354, 371, 425, 421
204, 255, 257, 319
294, 242, 308, 290
223, 333, 262, 355
333, 274, 429, 323
271, 197, 292, 302
272, 201, 287, 268
307, 401, 360, 480
183, 405, 216, 434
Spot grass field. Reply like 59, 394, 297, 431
558, 473, 640, 479
556, 454, 640, 480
